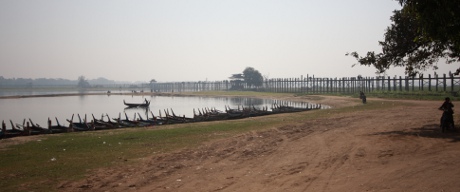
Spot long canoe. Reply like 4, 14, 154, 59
123, 99, 150, 108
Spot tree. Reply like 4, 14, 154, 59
347, 0, 460, 76
77, 76, 90, 88
228, 73, 244, 90
243, 67, 263, 87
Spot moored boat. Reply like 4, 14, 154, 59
123, 99, 150, 108
48, 117, 71, 133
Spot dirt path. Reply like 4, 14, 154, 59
56, 96, 460, 192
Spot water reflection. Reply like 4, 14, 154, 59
229, 97, 264, 106
124, 106, 150, 117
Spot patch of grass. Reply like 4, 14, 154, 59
295, 91, 457, 101
363, 91, 457, 100
278, 99, 410, 123
0, 115, 284, 191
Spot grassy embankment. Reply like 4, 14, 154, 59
0, 91, 414, 191
362, 91, 459, 100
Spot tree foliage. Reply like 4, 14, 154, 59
77, 76, 91, 88
348, 0, 460, 76
228, 73, 244, 90
243, 67, 263, 87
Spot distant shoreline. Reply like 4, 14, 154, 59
0, 91, 244, 99
0, 92, 182, 99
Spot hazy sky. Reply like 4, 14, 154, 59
1, 0, 458, 82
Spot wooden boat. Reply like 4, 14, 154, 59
48, 117, 71, 133
271, 103, 322, 113
12, 119, 49, 135
67, 114, 92, 131
225, 106, 250, 119
1, 120, 24, 138
125, 113, 151, 127
102, 114, 123, 128
123, 99, 150, 108
163, 109, 193, 124
11, 119, 47, 136
91, 114, 116, 130
112, 113, 139, 127
131, 113, 158, 126
194, 108, 228, 121
148, 111, 167, 125
28, 118, 51, 134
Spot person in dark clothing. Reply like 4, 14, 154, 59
439, 97, 454, 132
359, 91, 366, 104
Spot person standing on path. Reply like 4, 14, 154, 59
439, 97, 455, 132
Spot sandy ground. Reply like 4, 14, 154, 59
6, 95, 460, 191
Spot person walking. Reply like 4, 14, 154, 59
439, 97, 455, 132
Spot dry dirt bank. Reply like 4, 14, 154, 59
59, 95, 460, 192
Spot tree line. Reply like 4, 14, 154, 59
0, 76, 127, 87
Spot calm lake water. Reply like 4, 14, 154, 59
0, 94, 322, 128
